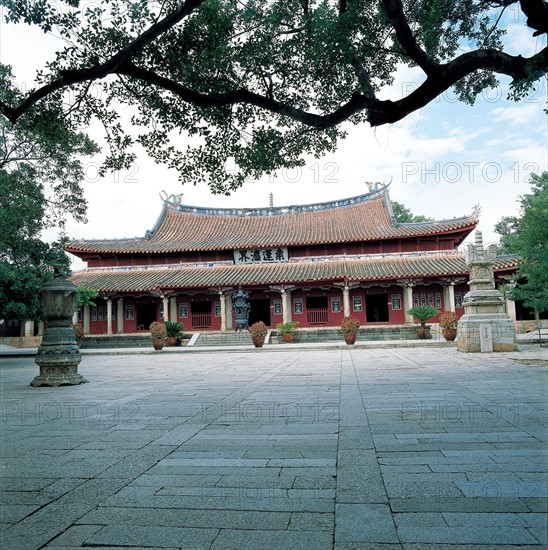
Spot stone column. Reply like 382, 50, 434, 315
225, 293, 233, 331
170, 297, 177, 324
282, 289, 293, 323
403, 285, 414, 324
83, 305, 91, 335
38, 321, 45, 336
24, 320, 34, 337
343, 286, 351, 317
106, 299, 113, 335
448, 282, 456, 313
162, 297, 169, 322
72, 312, 78, 325
117, 298, 124, 334
219, 291, 227, 332
506, 299, 517, 321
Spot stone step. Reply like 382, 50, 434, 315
80, 335, 155, 349
80, 326, 437, 348
193, 331, 253, 347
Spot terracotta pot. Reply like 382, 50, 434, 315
344, 332, 357, 345
252, 336, 265, 348
416, 326, 430, 340
442, 328, 457, 341
166, 337, 178, 347
282, 333, 294, 344
152, 338, 164, 351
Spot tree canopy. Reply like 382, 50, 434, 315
1, 0, 546, 193
495, 172, 548, 313
0, 64, 98, 320
392, 201, 433, 223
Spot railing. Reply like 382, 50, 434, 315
192, 312, 211, 328
307, 307, 328, 325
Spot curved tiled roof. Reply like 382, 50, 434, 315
66, 189, 478, 255
69, 254, 518, 293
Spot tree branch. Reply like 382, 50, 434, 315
381, 0, 439, 75
368, 46, 548, 125
0, 0, 206, 122
117, 44, 547, 129
116, 61, 375, 129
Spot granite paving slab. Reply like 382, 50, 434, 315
1, 346, 546, 548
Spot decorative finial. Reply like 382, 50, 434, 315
159, 191, 183, 204
471, 204, 482, 220
269, 193, 274, 208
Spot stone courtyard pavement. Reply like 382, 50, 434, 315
0, 346, 546, 550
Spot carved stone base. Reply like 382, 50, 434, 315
32, 326, 87, 386
31, 365, 88, 387
457, 314, 517, 353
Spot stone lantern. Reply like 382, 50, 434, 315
232, 286, 250, 332
31, 272, 88, 387
457, 231, 517, 352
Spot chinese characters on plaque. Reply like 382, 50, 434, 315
178, 304, 188, 318
234, 247, 289, 264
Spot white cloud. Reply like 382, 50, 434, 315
491, 102, 545, 125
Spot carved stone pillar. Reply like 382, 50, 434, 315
225, 293, 233, 331
170, 297, 177, 325
342, 286, 351, 317
117, 298, 124, 334
24, 320, 34, 337
106, 299, 113, 335
162, 296, 169, 322
506, 299, 517, 321
282, 289, 293, 323
83, 305, 91, 335
403, 285, 414, 324
448, 283, 456, 313
219, 291, 227, 332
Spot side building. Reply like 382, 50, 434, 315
67, 187, 519, 335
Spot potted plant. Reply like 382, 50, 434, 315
249, 321, 268, 348
164, 321, 184, 346
276, 321, 300, 343
72, 322, 84, 347
149, 321, 167, 350
439, 311, 458, 341
406, 306, 440, 339
340, 316, 360, 345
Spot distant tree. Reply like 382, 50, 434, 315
392, 201, 433, 223
495, 172, 548, 312
0, 0, 546, 192
75, 288, 99, 310
0, 65, 98, 320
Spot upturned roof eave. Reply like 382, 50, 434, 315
65, 219, 478, 256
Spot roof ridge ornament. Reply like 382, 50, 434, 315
471, 203, 482, 221
160, 190, 183, 204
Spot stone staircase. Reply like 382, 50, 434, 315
192, 331, 254, 347
271, 325, 435, 344
80, 334, 155, 349
79, 325, 440, 349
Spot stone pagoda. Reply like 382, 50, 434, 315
457, 231, 517, 352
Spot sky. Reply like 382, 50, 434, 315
1, 4, 546, 271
